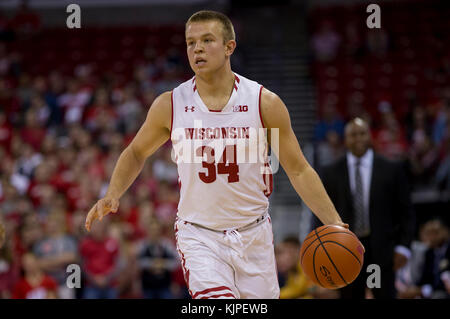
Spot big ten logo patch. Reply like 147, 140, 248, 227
233, 105, 248, 112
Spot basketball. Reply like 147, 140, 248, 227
300, 225, 365, 289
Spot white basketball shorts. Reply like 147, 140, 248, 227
174, 214, 280, 299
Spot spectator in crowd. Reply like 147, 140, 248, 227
311, 20, 341, 62
366, 28, 389, 58
0, 110, 13, 153
69, 210, 88, 241
314, 102, 345, 143
396, 220, 433, 298
316, 129, 345, 168
373, 108, 409, 161
9, 0, 41, 38
57, 79, 92, 125
276, 236, 310, 299
0, 218, 20, 298
79, 218, 121, 299
20, 109, 47, 153
33, 212, 78, 299
116, 84, 144, 135
397, 219, 450, 299
432, 101, 450, 146
409, 135, 440, 190
435, 137, 450, 190
138, 218, 179, 299
18, 214, 43, 255
406, 105, 433, 147
276, 235, 338, 299
109, 222, 140, 299
0, 221, 5, 248
12, 252, 58, 299
342, 20, 364, 59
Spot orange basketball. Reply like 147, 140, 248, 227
300, 225, 365, 289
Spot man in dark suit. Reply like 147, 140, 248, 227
317, 118, 415, 298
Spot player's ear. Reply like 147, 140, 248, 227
225, 39, 236, 57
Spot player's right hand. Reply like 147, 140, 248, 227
85, 197, 119, 232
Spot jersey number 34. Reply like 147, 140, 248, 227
196, 145, 239, 183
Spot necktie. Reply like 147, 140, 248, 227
354, 159, 370, 237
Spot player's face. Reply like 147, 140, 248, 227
185, 21, 232, 75
345, 121, 371, 157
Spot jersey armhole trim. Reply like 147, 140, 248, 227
258, 85, 265, 129
170, 90, 174, 137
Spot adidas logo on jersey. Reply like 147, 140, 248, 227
185, 106, 195, 112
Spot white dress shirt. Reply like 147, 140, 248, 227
347, 149, 373, 217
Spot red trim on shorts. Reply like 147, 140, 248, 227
200, 293, 236, 299
234, 74, 240, 83
192, 286, 233, 299
174, 224, 193, 297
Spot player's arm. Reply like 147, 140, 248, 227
260, 88, 347, 227
85, 91, 172, 231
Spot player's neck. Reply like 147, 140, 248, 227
195, 66, 235, 98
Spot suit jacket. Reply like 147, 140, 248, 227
418, 241, 450, 292
317, 153, 415, 267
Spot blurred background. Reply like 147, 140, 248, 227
0, 0, 449, 299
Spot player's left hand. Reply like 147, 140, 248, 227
330, 222, 366, 253
332, 221, 349, 229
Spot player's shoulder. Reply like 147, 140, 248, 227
147, 91, 172, 113
259, 86, 284, 117
260, 87, 281, 104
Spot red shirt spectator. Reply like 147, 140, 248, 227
10, 4, 41, 33
20, 110, 46, 152
80, 221, 119, 286
12, 274, 57, 299
0, 111, 12, 153
12, 253, 57, 299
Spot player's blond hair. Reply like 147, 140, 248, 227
186, 10, 236, 43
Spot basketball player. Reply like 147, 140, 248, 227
85, 10, 348, 299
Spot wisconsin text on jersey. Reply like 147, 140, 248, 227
171, 124, 271, 166
183, 126, 251, 140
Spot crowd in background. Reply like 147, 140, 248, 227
309, 2, 450, 299
0, 3, 191, 299
310, 5, 450, 194
0, 2, 449, 299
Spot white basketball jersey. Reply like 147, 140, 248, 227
170, 73, 273, 230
